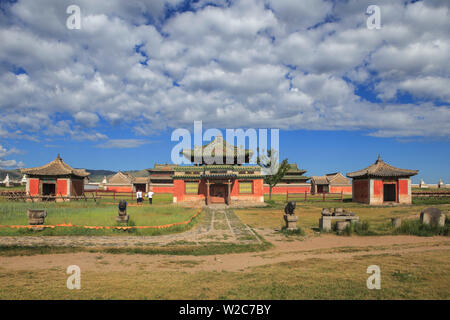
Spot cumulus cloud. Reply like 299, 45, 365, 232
0, 0, 448, 141
0, 145, 24, 168
97, 139, 149, 149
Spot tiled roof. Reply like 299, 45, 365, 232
347, 156, 418, 178
182, 135, 253, 164
21, 154, 89, 178
311, 176, 329, 185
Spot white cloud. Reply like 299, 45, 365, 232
0, 145, 24, 168
97, 139, 149, 149
0, 0, 448, 141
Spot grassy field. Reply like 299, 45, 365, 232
234, 194, 450, 236
0, 247, 448, 299
0, 194, 199, 236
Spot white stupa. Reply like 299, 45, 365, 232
2, 174, 10, 187
21, 174, 27, 185
438, 179, 445, 188
102, 176, 108, 184
419, 178, 428, 188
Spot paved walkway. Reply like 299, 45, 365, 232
0, 206, 261, 247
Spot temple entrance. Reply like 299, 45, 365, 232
383, 183, 396, 202
210, 184, 227, 203
317, 185, 324, 193
42, 183, 56, 201
134, 184, 147, 192
42, 183, 56, 196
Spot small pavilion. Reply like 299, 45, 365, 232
347, 156, 418, 205
21, 154, 90, 201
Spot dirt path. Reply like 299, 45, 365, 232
1, 233, 448, 273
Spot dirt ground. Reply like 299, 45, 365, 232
1, 232, 448, 273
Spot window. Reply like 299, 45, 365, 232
185, 182, 198, 194
239, 181, 253, 194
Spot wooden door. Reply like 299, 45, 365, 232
210, 184, 226, 203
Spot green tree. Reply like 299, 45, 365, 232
257, 149, 290, 201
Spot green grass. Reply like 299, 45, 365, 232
0, 198, 199, 236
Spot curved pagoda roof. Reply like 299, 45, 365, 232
347, 156, 418, 179
182, 135, 253, 164
21, 154, 90, 178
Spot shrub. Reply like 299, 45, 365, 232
280, 226, 305, 236
394, 218, 449, 237
340, 221, 375, 236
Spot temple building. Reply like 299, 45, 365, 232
264, 163, 311, 194
21, 154, 90, 200
104, 171, 150, 192
147, 163, 177, 193
172, 136, 264, 205
347, 156, 418, 205
311, 172, 352, 194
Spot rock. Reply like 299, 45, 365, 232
116, 215, 130, 224
336, 221, 350, 232
334, 208, 347, 216
420, 208, 446, 227
391, 217, 402, 228
321, 208, 332, 216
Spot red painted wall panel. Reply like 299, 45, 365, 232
398, 179, 409, 195
56, 179, 67, 196
29, 178, 39, 195
373, 180, 383, 196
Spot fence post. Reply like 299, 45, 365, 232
341, 191, 343, 201
113, 191, 115, 201
323, 192, 325, 201
304, 191, 307, 201
286, 189, 288, 202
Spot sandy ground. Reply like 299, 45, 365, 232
1, 233, 448, 273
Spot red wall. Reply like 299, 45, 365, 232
264, 185, 311, 194
373, 180, 383, 196
29, 178, 39, 195
329, 186, 353, 194
106, 186, 133, 192
152, 186, 174, 193
398, 179, 408, 195
56, 179, 67, 196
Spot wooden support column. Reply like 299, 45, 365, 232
206, 180, 210, 205
226, 179, 231, 205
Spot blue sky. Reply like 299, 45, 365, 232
0, 0, 449, 184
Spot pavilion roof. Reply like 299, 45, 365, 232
182, 135, 253, 164
347, 156, 418, 178
21, 154, 89, 178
